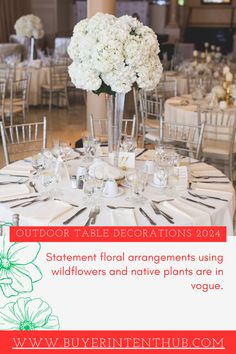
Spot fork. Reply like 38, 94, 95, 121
90, 206, 100, 225
84, 207, 96, 226
29, 181, 38, 193
151, 202, 174, 224
107, 205, 135, 209
0, 177, 28, 185
188, 191, 228, 202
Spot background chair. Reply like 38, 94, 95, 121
41, 64, 69, 111
3, 77, 28, 125
0, 117, 47, 165
199, 108, 236, 180
157, 77, 177, 100
139, 89, 164, 147
89, 114, 136, 146
0, 81, 6, 124
187, 76, 212, 95
159, 117, 205, 160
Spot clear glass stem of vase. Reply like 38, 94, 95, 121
30, 37, 35, 61
106, 93, 125, 168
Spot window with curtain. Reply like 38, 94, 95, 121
0, 0, 32, 43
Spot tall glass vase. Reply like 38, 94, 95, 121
29, 36, 37, 61
106, 93, 125, 167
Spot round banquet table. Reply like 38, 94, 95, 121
0, 150, 235, 235
165, 95, 205, 125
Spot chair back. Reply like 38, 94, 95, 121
160, 116, 205, 160
10, 78, 28, 102
121, 115, 136, 140
199, 108, 236, 157
187, 76, 212, 94
0, 81, 6, 120
157, 78, 177, 99
139, 89, 163, 120
0, 117, 47, 165
50, 64, 68, 87
89, 114, 108, 143
89, 114, 136, 144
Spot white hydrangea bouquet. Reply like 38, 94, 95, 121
67, 12, 162, 95
14, 14, 44, 39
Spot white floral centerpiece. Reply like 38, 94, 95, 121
67, 12, 162, 95
68, 12, 162, 166
14, 14, 44, 39
14, 14, 44, 61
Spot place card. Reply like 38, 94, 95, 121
175, 166, 188, 191
109, 152, 135, 169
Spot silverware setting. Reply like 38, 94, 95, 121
191, 175, 228, 179
139, 207, 156, 225
0, 173, 29, 178
107, 205, 135, 210
84, 206, 100, 226
188, 191, 228, 202
22, 196, 50, 207
0, 195, 38, 204
63, 207, 87, 225
152, 199, 175, 204
191, 181, 230, 184
91, 206, 100, 225
136, 148, 148, 159
0, 177, 28, 185
10, 196, 49, 208
150, 202, 174, 224
181, 196, 216, 209
29, 181, 38, 193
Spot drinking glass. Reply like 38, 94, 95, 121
126, 169, 147, 204
120, 136, 136, 152
83, 177, 95, 205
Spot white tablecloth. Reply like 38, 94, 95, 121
0, 155, 234, 234
164, 71, 188, 96
16, 65, 50, 106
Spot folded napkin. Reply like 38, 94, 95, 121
0, 184, 30, 199
0, 162, 33, 177
193, 182, 233, 193
191, 169, 224, 177
110, 209, 137, 226
162, 199, 211, 226
25, 200, 73, 225
89, 160, 123, 180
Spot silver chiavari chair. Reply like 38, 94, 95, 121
159, 116, 205, 160
0, 80, 6, 124
89, 114, 136, 146
139, 88, 164, 147
198, 108, 236, 180
3, 77, 28, 125
0, 117, 47, 165
41, 64, 69, 111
